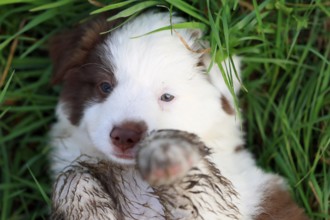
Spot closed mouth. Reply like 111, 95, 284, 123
113, 152, 135, 160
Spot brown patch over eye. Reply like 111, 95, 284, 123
60, 61, 116, 125
50, 16, 121, 125
221, 95, 235, 115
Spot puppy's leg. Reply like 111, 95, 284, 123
137, 130, 240, 220
51, 156, 122, 220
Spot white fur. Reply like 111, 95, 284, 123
50, 11, 282, 219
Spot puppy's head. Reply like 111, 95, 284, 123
51, 12, 241, 165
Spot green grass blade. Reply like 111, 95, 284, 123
0, 71, 14, 104
29, 0, 73, 12
27, 167, 50, 205
0, 117, 53, 144
107, 1, 160, 22
0, 9, 58, 50
166, 0, 209, 24
0, 0, 35, 5
90, 0, 136, 15
131, 21, 208, 38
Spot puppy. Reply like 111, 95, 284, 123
49, 11, 308, 219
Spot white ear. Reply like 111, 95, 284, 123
177, 28, 204, 52
204, 55, 242, 103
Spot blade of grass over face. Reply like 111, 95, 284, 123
130, 21, 208, 38
205, 0, 240, 111
101, 12, 138, 34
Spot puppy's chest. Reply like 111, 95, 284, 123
113, 169, 165, 220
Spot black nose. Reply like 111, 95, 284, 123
110, 121, 147, 151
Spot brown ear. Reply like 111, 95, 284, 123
49, 27, 82, 84
49, 16, 119, 84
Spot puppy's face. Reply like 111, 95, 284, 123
51, 13, 239, 165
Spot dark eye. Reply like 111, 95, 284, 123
160, 93, 175, 102
99, 82, 112, 94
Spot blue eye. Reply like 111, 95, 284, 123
160, 93, 175, 102
99, 82, 112, 94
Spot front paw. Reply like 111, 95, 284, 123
136, 130, 207, 186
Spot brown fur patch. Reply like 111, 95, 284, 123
49, 17, 121, 124
221, 95, 235, 115
256, 178, 309, 220
50, 16, 119, 83
234, 145, 244, 152
196, 60, 203, 67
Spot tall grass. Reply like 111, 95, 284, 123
0, 0, 329, 219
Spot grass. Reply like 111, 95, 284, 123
0, 0, 329, 219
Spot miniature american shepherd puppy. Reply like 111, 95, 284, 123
49, 11, 308, 220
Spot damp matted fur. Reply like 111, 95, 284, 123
51, 130, 240, 220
